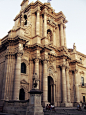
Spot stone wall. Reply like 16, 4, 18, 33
3, 100, 29, 115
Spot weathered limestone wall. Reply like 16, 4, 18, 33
0, 58, 5, 100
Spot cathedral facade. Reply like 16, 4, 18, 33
0, 0, 86, 107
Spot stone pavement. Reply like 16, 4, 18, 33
44, 107, 86, 115
0, 107, 86, 115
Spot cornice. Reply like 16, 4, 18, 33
76, 51, 86, 58
0, 35, 29, 49
78, 64, 86, 70
69, 59, 81, 65
27, 43, 43, 52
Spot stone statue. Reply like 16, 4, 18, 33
73, 43, 76, 52
47, 31, 51, 40
21, 13, 26, 26
32, 73, 39, 89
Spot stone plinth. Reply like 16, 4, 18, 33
26, 89, 44, 115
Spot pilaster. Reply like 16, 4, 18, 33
63, 24, 67, 47
35, 58, 39, 89
60, 22, 64, 46
74, 70, 80, 103
66, 67, 71, 102
43, 9, 47, 38
36, 7, 40, 36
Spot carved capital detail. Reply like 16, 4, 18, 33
43, 60, 48, 64
17, 51, 23, 57
35, 58, 39, 63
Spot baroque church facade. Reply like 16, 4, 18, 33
0, 0, 86, 107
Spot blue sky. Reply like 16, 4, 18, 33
0, 0, 86, 54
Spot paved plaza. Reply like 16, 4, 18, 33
0, 107, 86, 115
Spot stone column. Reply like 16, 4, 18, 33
36, 9, 40, 36
60, 23, 64, 46
66, 68, 71, 102
62, 65, 67, 103
43, 60, 48, 106
2, 55, 9, 100
44, 10, 47, 38
57, 26, 60, 47
51, 85, 52, 103
63, 24, 67, 47
53, 28, 56, 46
74, 70, 80, 103
54, 84, 56, 103
57, 67, 61, 106
29, 59, 33, 90
13, 53, 22, 100
35, 58, 39, 89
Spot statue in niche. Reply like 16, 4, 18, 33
21, 13, 27, 26
21, 13, 25, 26
47, 31, 51, 40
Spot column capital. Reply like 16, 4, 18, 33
43, 60, 48, 64
61, 64, 66, 68
16, 51, 23, 57
34, 58, 39, 63
74, 69, 78, 74
43, 8, 47, 14
36, 6, 40, 12
63, 23, 66, 28
66, 66, 69, 70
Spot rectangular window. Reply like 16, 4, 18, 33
83, 96, 85, 102
81, 77, 84, 86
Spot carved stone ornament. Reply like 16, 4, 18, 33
24, 23, 32, 37
47, 17, 57, 27
80, 71, 84, 75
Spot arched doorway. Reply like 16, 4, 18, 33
19, 88, 25, 100
48, 76, 54, 103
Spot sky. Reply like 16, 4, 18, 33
0, 0, 86, 55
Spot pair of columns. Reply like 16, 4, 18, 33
61, 66, 80, 104
61, 65, 71, 103
36, 8, 47, 38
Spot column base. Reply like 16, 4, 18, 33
26, 106, 44, 115
42, 101, 49, 107
73, 102, 80, 107
61, 102, 73, 107
54, 102, 57, 106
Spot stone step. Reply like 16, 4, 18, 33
44, 109, 86, 115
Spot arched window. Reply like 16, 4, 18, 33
19, 88, 25, 100
21, 63, 26, 74
47, 29, 52, 41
